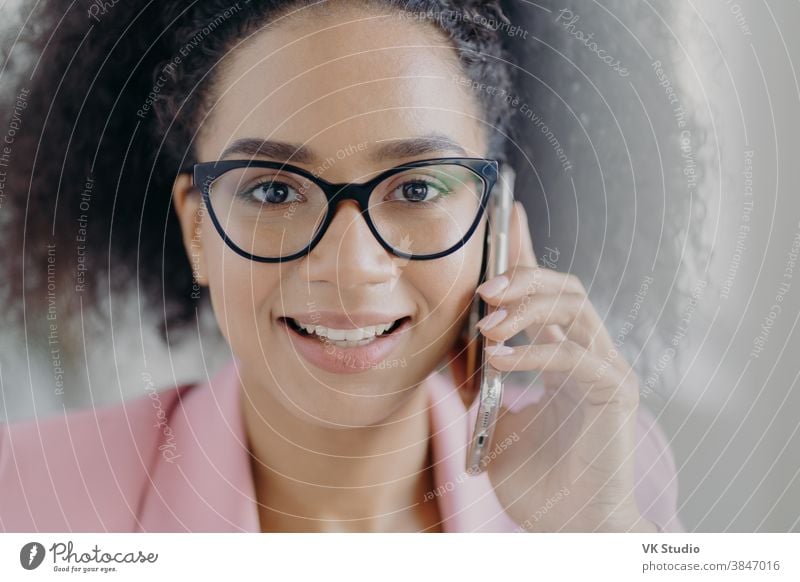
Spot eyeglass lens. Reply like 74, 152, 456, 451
206, 164, 485, 258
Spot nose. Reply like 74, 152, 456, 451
300, 200, 396, 288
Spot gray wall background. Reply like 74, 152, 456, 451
501, 0, 800, 533
1, 0, 798, 532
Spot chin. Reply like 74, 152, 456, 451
273, 379, 420, 429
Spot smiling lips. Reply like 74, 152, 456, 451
278, 312, 412, 373
292, 319, 399, 341
280, 314, 409, 347
279, 310, 409, 339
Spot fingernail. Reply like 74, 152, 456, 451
476, 308, 507, 331
484, 345, 514, 356
476, 275, 509, 298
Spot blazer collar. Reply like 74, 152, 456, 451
140, 359, 514, 532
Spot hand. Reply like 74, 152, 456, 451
463, 201, 656, 532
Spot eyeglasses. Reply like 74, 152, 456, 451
182, 157, 499, 262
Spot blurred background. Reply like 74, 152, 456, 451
1, 0, 798, 532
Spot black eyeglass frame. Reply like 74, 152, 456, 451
181, 156, 499, 263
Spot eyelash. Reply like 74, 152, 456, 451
384, 176, 453, 204
239, 179, 307, 206
236, 175, 454, 206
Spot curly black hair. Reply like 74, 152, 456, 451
0, 0, 517, 343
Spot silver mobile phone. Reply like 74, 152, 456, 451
465, 164, 515, 474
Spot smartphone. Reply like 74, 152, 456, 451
465, 164, 516, 474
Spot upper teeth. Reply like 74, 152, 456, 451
294, 319, 397, 341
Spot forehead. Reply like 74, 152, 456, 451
197, 6, 487, 172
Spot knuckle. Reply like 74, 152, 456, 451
584, 333, 597, 353
500, 267, 516, 280
560, 339, 584, 360
614, 385, 640, 409
568, 274, 586, 295
512, 265, 536, 286
482, 293, 505, 306
482, 327, 505, 342
610, 374, 641, 406
572, 295, 589, 318
511, 264, 532, 277
527, 269, 546, 294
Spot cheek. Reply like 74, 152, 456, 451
201, 229, 276, 345
439, 220, 486, 302
412, 220, 486, 334
416, 256, 477, 315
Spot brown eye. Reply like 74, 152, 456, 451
385, 176, 452, 204
401, 181, 429, 201
235, 173, 308, 206
247, 181, 296, 204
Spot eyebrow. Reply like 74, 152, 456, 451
219, 133, 469, 164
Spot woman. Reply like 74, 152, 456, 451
0, 0, 682, 532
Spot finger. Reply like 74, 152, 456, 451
477, 293, 615, 356
476, 263, 585, 347
484, 341, 639, 405
482, 201, 570, 347
476, 266, 586, 307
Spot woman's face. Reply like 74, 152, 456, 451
175, 5, 489, 427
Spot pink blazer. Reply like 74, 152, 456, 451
0, 359, 683, 532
